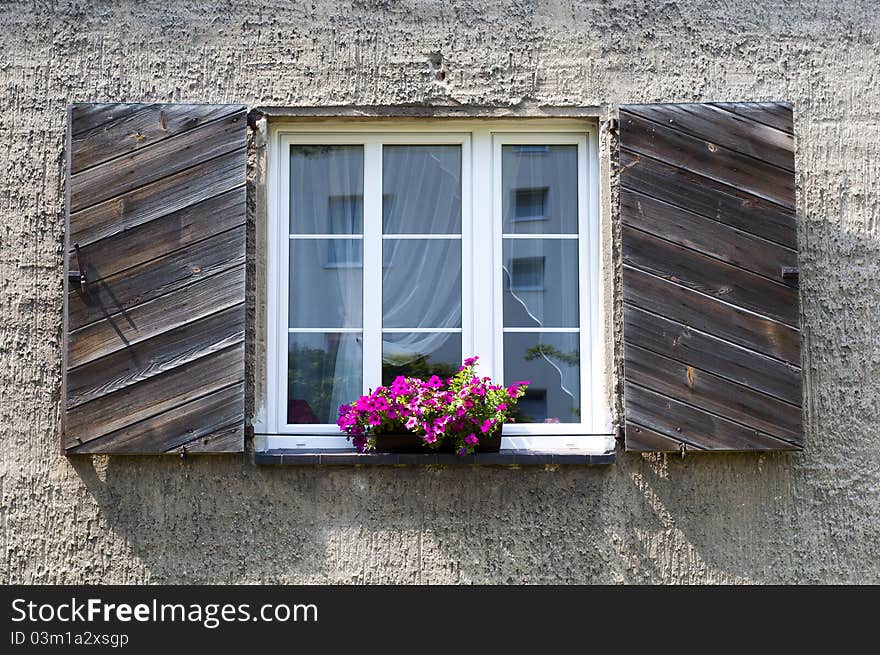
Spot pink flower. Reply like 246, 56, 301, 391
496, 403, 507, 412
427, 375, 443, 389
465, 433, 479, 446
463, 356, 479, 367
480, 419, 494, 434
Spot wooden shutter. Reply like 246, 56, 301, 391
620, 102, 803, 452
62, 103, 247, 454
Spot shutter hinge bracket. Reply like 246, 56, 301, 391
781, 266, 799, 281
68, 243, 87, 294
247, 109, 265, 131
679, 442, 687, 459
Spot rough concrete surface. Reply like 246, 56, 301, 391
1, 0, 879, 584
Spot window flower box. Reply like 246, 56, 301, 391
337, 357, 528, 456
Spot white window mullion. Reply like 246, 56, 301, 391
362, 140, 383, 393
471, 128, 496, 377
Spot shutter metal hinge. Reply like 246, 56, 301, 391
679, 442, 687, 459
614, 424, 625, 443
67, 243, 87, 294
781, 266, 799, 281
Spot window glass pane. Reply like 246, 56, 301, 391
382, 239, 461, 329
502, 144, 578, 234
289, 239, 362, 328
290, 145, 363, 233
382, 332, 461, 385
503, 239, 579, 328
383, 145, 462, 234
504, 332, 580, 423
288, 332, 362, 424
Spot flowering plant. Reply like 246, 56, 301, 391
336, 356, 529, 456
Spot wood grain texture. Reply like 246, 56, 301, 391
619, 149, 797, 248
69, 147, 245, 247
711, 102, 794, 134
620, 188, 797, 280
620, 109, 795, 209
68, 226, 245, 330
621, 102, 802, 452
624, 103, 794, 171
71, 103, 242, 173
72, 187, 245, 281
625, 383, 800, 451
622, 225, 799, 327
70, 110, 246, 213
64, 103, 246, 454
624, 305, 802, 405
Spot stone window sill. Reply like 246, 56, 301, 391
254, 448, 615, 466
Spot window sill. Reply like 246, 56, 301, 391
254, 448, 615, 466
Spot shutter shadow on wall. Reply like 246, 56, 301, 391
63, 103, 247, 454
620, 102, 803, 452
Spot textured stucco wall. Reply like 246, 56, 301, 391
2, 0, 879, 584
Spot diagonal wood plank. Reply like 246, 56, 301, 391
711, 102, 794, 134
620, 110, 795, 209
69, 148, 245, 247
68, 264, 245, 369
624, 103, 794, 171
71, 104, 243, 173
620, 149, 797, 248
67, 305, 245, 408
625, 344, 802, 441
68, 226, 245, 331
624, 305, 802, 405
67, 383, 244, 454
621, 188, 796, 281
622, 225, 799, 327
623, 265, 800, 365
625, 383, 801, 451
70, 110, 246, 213
72, 187, 245, 282
64, 344, 244, 449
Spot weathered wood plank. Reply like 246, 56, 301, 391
67, 305, 244, 408
625, 421, 704, 452
71, 104, 243, 173
71, 104, 148, 137
69, 148, 245, 247
624, 305, 802, 405
624, 103, 794, 171
72, 187, 245, 282
711, 102, 794, 134
623, 265, 801, 365
68, 226, 245, 330
622, 225, 799, 327
64, 344, 244, 448
70, 111, 246, 213
625, 383, 801, 451
621, 188, 797, 281
67, 383, 244, 454
620, 110, 795, 209
620, 149, 797, 248
68, 264, 245, 368
625, 344, 802, 442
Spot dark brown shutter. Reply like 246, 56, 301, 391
63, 103, 247, 454
619, 102, 803, 452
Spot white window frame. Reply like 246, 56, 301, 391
257, 119, 610, 454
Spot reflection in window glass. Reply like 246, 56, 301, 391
504, 332, 580, 423
289, 240, 362, 328
513, 187, 548, 221
288, 333, 362, 424
503, 239, 578, 328
382, 333, 462, 386
502, 144, 577, 234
